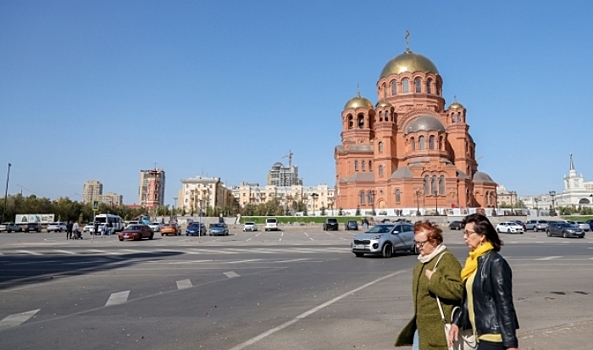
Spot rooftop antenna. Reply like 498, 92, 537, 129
405, 30, 411, 52
357, 83, 360, 97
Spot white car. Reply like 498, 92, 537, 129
264, 218, 278, 231
496, 222, 524, 234
243, 222, 258, 232
149, 222, 162, 232
83, 222, 94, 233
567, 221, 590, 232
47, 222, 68, 232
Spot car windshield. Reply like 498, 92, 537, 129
211, 224, 225, 228
366, 224, 394, 233
327, 219, 337, 223
127, 225, 143, 230
245, 222, 255, 225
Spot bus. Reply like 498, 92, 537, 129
94, 214, 124, 232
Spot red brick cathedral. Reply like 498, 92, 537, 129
334, 44, 497, 214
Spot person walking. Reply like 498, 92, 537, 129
100, 223, 106, 237
66, 220, 73, 240
395, 221, 463, 350
448, 214, 519, 350
107, 221, 113, 236
72, 221, 80, 239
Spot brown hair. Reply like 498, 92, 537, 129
413, 220, 444, 245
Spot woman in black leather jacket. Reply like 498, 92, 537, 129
448, 214, 519, 350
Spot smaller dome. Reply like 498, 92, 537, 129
404, 115, 445, 135
376, 100, 392, 108
344, 94, 373, 110
473, 171, 495, 183
449, 101, 465, 109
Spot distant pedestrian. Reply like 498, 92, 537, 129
72, 221, 80, 239
107, 221, 113, 236
94, 222, 99, 236
100, 224, 106, 237
66, 220, 73, 240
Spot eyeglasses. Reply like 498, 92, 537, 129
414, 239, 430, 248
463, 231, 478, 237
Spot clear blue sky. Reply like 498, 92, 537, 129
2, 0, 592, 205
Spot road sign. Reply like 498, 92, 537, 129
92, 200, 100, 211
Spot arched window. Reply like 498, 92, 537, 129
411, 137, 415, 151
415, 78, 422, 93
419, 136, 425, 150
402, 79, 409, 93
378, 142, 383, 153
358, 114, 364, 129
385, 111, 389, 122
367, 191, 374, 204
391, 81, 397, 95
432, 175, 437, 195
424, 175, 430, 195
379, 165, 384, 177
395, 189, 401, 203
439, 136, 443, 150
354, 160, 359, 171
429, 135, 435, 150
427, 79, 432, 94
382, 83, 387, 99
369, 160, 372, 170
451, 113, 455, 123
439, 175, 445, 195
379, 111, 383, 122
360, 191, 365, 205
362, 160, 366, 171
348, 115, 353, 129
457, 112, 461, 122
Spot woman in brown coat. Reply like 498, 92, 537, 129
396, 221, 463, 349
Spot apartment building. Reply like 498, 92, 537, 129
177, 175, 235, 213
99, 192, 123, 206
82, 180, 103, 204
139, 168, 165, 209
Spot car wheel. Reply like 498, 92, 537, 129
496, 228, 501, 233
149, 233, 154, 240
562, 231, 568, 238
546, 230, 551, 237
411, 244, 419, 255
119, 238, 124, 241
354, 252, 364, 257
382, 243, 393, 258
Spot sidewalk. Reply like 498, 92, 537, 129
518, 320, 593, 350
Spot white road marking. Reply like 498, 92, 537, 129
273, 258, 310, 263
187, 248, 237, 255
325, 232, 335, 237
224, 271, 240, 278
53, 249, 77, 255
536, 256, 562, 260
169, 260, 213, 264
227, 270, 407, 350
255, 232, 261, 237
279, 238, 282, 242
0, 309, 40, 330
246, 238, 252, 242
309, 237, 314, 241
87, 249, 108, 254
121, 249, 144, 254
303, 232, 309, 237
226, 259, 262, 264
17, 250, 42, 255
105, 291, 130, 306
176, 279, 193, 290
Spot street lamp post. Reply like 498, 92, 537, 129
549, 191, 556, 216
1, 163, 11, 224
434, 190, 438, 216
370, 190, 376, 216
510, 191, 516, 215
534, 198, 539, 217
311, 193, 318, 216
415, 189, 421, 216
173, 197, 177, 216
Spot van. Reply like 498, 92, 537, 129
95, 214, 124, 232
265, 218, 278, 231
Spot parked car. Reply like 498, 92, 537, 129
351, 222, 416, 258
495, 222, 524, 234
323, 218, 339, 231
567, 221, 590, 232
160, 223, 180, 236
512, 220, 527, 231
118, 224, 154, 241
46, 222, 68, 232
264, 218, 279, 231
185, 222, 207, 236
148, 222, 162, 232
125, 221, 140, 227
243, 222, 258, 232
448, 221, 464, 230
23, 222, 41, 233
525, 220, 549, 232
209, 223, 229, 236
0, 223, 7, 232
586, 220, 593, 231
345, 220, 359, 231
546, 222, 585, 238
0, 222, 22, 232
83, 222, 95, 233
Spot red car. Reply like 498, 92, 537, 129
118, 224, 154, 241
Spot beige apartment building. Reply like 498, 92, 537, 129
82, 180, 103, 204
139, 168, 165, 209
99, 192, 123, 206
177, 176, 235, 213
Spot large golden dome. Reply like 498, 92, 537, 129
380, 50, 439, 78
344, 94, 373, 110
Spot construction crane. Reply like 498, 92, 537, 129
282, 150, 293, 167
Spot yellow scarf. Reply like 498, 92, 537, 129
461, 241, 494, 281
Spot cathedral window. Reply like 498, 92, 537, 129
360, 191, 365, 205
354, 160, 359, 171
358, 114, 364, 129
362, 161, 366, 171
379, 165, 384, 177
429, 135, 435, 150
378, 142, 383, 153
451, 113, 455, 123
402, 79, 409, 93
457, 112, 461, 122
432, 175, 437, 194
415, 78, 422, 93
419, 136, 425, 150
382, 83, 387, 99
367, 191, 374, 204
395, 189, 401, 203
439, 175, 445, 195
391, 81, 397, 95
348, 115, 353, 129
424, 175, 430, 195
439, 136, 443, 150
369, 160, 372, 170
379, 111, 383, 122
411, 137, 415, 151
385, 111, 389, 122
427, 79, 432, 94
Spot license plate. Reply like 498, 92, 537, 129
124, 235, 129, 238
354, 244, 364, 249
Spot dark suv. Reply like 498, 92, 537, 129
323, 218, 339, 231
24, 222, 41, 232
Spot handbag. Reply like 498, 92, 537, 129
434, 253, 477, 350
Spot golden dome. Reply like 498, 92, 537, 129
376, 100, 392, 108
380, 50, 439, 78
344, 94, 373, 110
449, 101, 465, 109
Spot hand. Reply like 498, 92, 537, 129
425, 267, 436, 279
448, 324, 459, 347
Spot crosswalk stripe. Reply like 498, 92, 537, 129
17, 250, 42, 255
176, 279, 193, 290
536, 256, 562, 260
53, 250, 76, 255
87, 249, 108, 254
226, 259, 262, 264
105, 291, 130, 306
187, 248, 238, 254
0, 309, 40, 330
224, 271, 240, 278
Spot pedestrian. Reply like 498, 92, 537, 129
94, 222, 99, 236
66, 220, 73, 240
100, 223, 106, 237
72, 221, 80, 239
448, 214, 519, 350
395, 221, 463, 350
107, 221, 113, 236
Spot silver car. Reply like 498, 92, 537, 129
567, 221, 590, 232
351, 223, 416, 258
